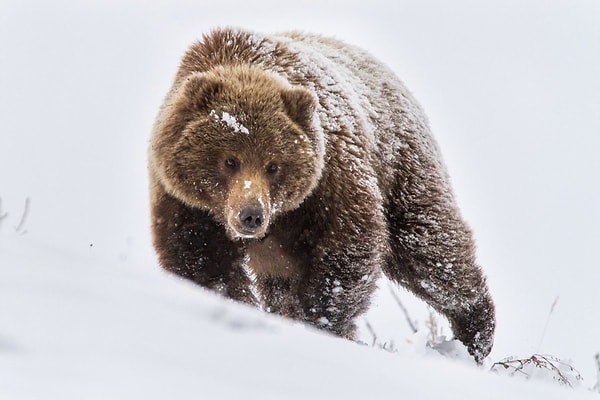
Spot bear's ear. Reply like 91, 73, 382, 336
280, 87, 317, 127
183, 72, 224, 110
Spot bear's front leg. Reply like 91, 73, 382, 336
255, 275, 306, 318
277, 177, 386, 339
298, 241, 381, 340
251, 207, 382, 339
385, 196, 496, 363
257, 253, 379, 339
152, 189, 257, 305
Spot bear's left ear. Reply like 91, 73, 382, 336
280, 87, 317, 127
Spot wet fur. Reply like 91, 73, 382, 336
149, 28, 496, 362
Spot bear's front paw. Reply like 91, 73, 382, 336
452, 299, 496, 364
465, 328, 494, 364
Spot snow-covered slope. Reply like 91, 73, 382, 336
1, 0, 599, 398
0, 233, 595, 399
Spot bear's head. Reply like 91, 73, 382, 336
150, 65, 324, 239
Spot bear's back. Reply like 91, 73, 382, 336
179, 29, 426, 135
273, 31, 445, 190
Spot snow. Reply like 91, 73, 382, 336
0, 233, 596, 399
1, 0, 599, 399
211, 109, 250, 135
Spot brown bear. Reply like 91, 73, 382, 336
149, 28, 495, 362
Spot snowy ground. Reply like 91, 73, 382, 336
0, 232, 595, 399
1, 0, 599, 398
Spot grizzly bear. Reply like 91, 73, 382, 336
149, 28, 495, 362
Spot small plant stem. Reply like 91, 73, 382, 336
388, 284, 418, 334
537, 296, 558, 352
14, 197, 30, 234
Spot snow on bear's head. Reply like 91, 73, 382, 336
150, 65, 323, 239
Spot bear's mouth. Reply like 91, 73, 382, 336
228, 225, 269, 240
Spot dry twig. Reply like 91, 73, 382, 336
425, 308, 442, 347
491, 354, 582, 388
593, 353, 600, 393
0, 198, 8, 227
388, 283, 418, 334
364, 319, 378, 348
537, 296, 559, 352
363, 319, 397, 352
14, 197, 30, 234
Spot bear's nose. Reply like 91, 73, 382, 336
239, 205, 265, 232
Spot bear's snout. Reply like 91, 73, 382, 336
226, 176, 271, 239
229, 201, 269, 239
239, 204, 265, 233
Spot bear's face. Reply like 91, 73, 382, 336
151, 66, 324, 240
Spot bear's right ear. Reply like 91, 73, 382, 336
182, 72, 224, 110
280, 87, 317, 128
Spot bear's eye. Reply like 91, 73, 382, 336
266, 162, 279, 175
224, 158, 239, 170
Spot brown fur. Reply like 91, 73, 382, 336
149, 28, 496, 362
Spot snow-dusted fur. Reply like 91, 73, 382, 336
149, 28, 495, 362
